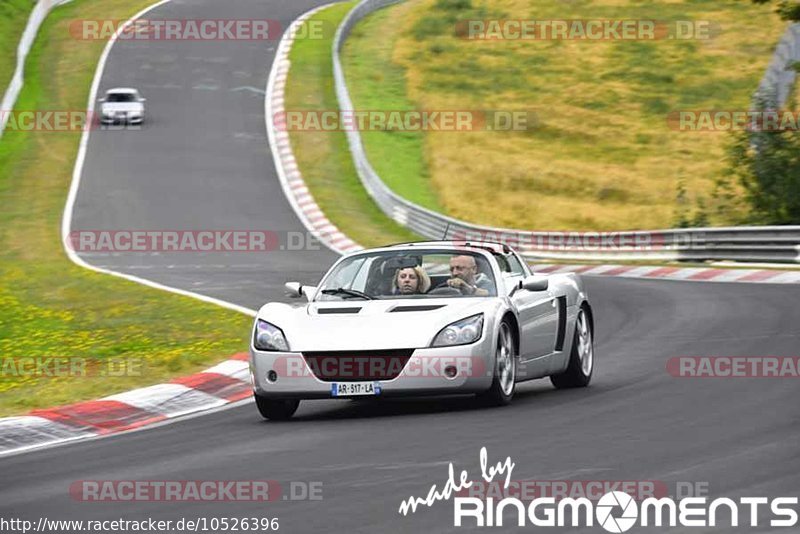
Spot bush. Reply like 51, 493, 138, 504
726, 100, 800, 224
435, 0, 471, 9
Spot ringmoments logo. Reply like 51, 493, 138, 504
596, 491, 637, 533
398, 447, 800, 531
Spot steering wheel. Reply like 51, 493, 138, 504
427, 285, 462, 296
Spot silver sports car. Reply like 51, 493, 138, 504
249, 241, 594, 420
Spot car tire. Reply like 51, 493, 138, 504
551, 306, 593, 389
477, 321, 516, 406
255, 395, 300, 421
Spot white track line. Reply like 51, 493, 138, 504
5, 1, 351, 458
1, 0, 306, 457
1, 0, 72, 136
18, 0, 798, 460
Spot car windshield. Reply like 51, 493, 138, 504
315, 249, 497, 301
107, 92, 136, 102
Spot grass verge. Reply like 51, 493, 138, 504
285, 2, 800, 274
285, 2, 419, 248
0, 0, 37, 94
0, 0, 253, 416
343, 0, 786, 231
340, 1, 442, 212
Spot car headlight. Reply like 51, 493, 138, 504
253, 319, 290, 351
431, 314, 483, 347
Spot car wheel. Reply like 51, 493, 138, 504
551, 306, 593, 388
254, 395, 300, 421
478, 321, 516, 406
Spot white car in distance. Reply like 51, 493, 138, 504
98, 88, 145, 125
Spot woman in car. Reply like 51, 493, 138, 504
392, 266, 431, 295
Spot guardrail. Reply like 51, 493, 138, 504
755, 23, 800, 107
1, 0, 72, 137
333, 0, 800, 263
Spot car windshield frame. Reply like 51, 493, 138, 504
314, 248, 499, 301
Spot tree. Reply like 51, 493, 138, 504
726, 99, 800, 224
751, 0, 800, 21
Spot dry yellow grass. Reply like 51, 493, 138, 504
381, 0, 786, 230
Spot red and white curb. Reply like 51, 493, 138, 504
5, 0, 260, 458
1, 4, 357, 458
534, 263, 800, 283
0, 4, 352, 459
0, 354, 252, 456
6, 2, 799, 459
266, 5, 363, 257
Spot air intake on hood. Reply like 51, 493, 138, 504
389, 305, 445, 313
316, 307, 362, 314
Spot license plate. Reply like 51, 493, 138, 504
331, 382, 381, 397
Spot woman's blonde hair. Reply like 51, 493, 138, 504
393, 266, 431, 294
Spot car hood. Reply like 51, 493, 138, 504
101, 102, 143, 113
256, 298, 500, 351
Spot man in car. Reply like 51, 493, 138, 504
446, 255, 491, 296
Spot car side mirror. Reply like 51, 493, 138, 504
285, 282, 303, 298
139, 97, 146, 102
521, 275, 549, 292
97, 98, 105, 102
285, 282, 315, 301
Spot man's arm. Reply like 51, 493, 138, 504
447, 277, 489, 296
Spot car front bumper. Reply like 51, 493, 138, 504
101, 115, 143, 124
250, 336, 496, 399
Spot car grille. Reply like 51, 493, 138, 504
301, 349, 415, 382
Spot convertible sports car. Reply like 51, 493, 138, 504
249, 241, 594, 420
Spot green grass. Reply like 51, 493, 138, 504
342, 0, 786, 231
0, 0, 36, 93
341, 2, 442, 211
285, 2, 798, 273
285, 3, 419, 248
0, 0, 253, 416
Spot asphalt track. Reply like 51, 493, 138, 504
2, 0, 799, 532
70, 0, 338, 309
